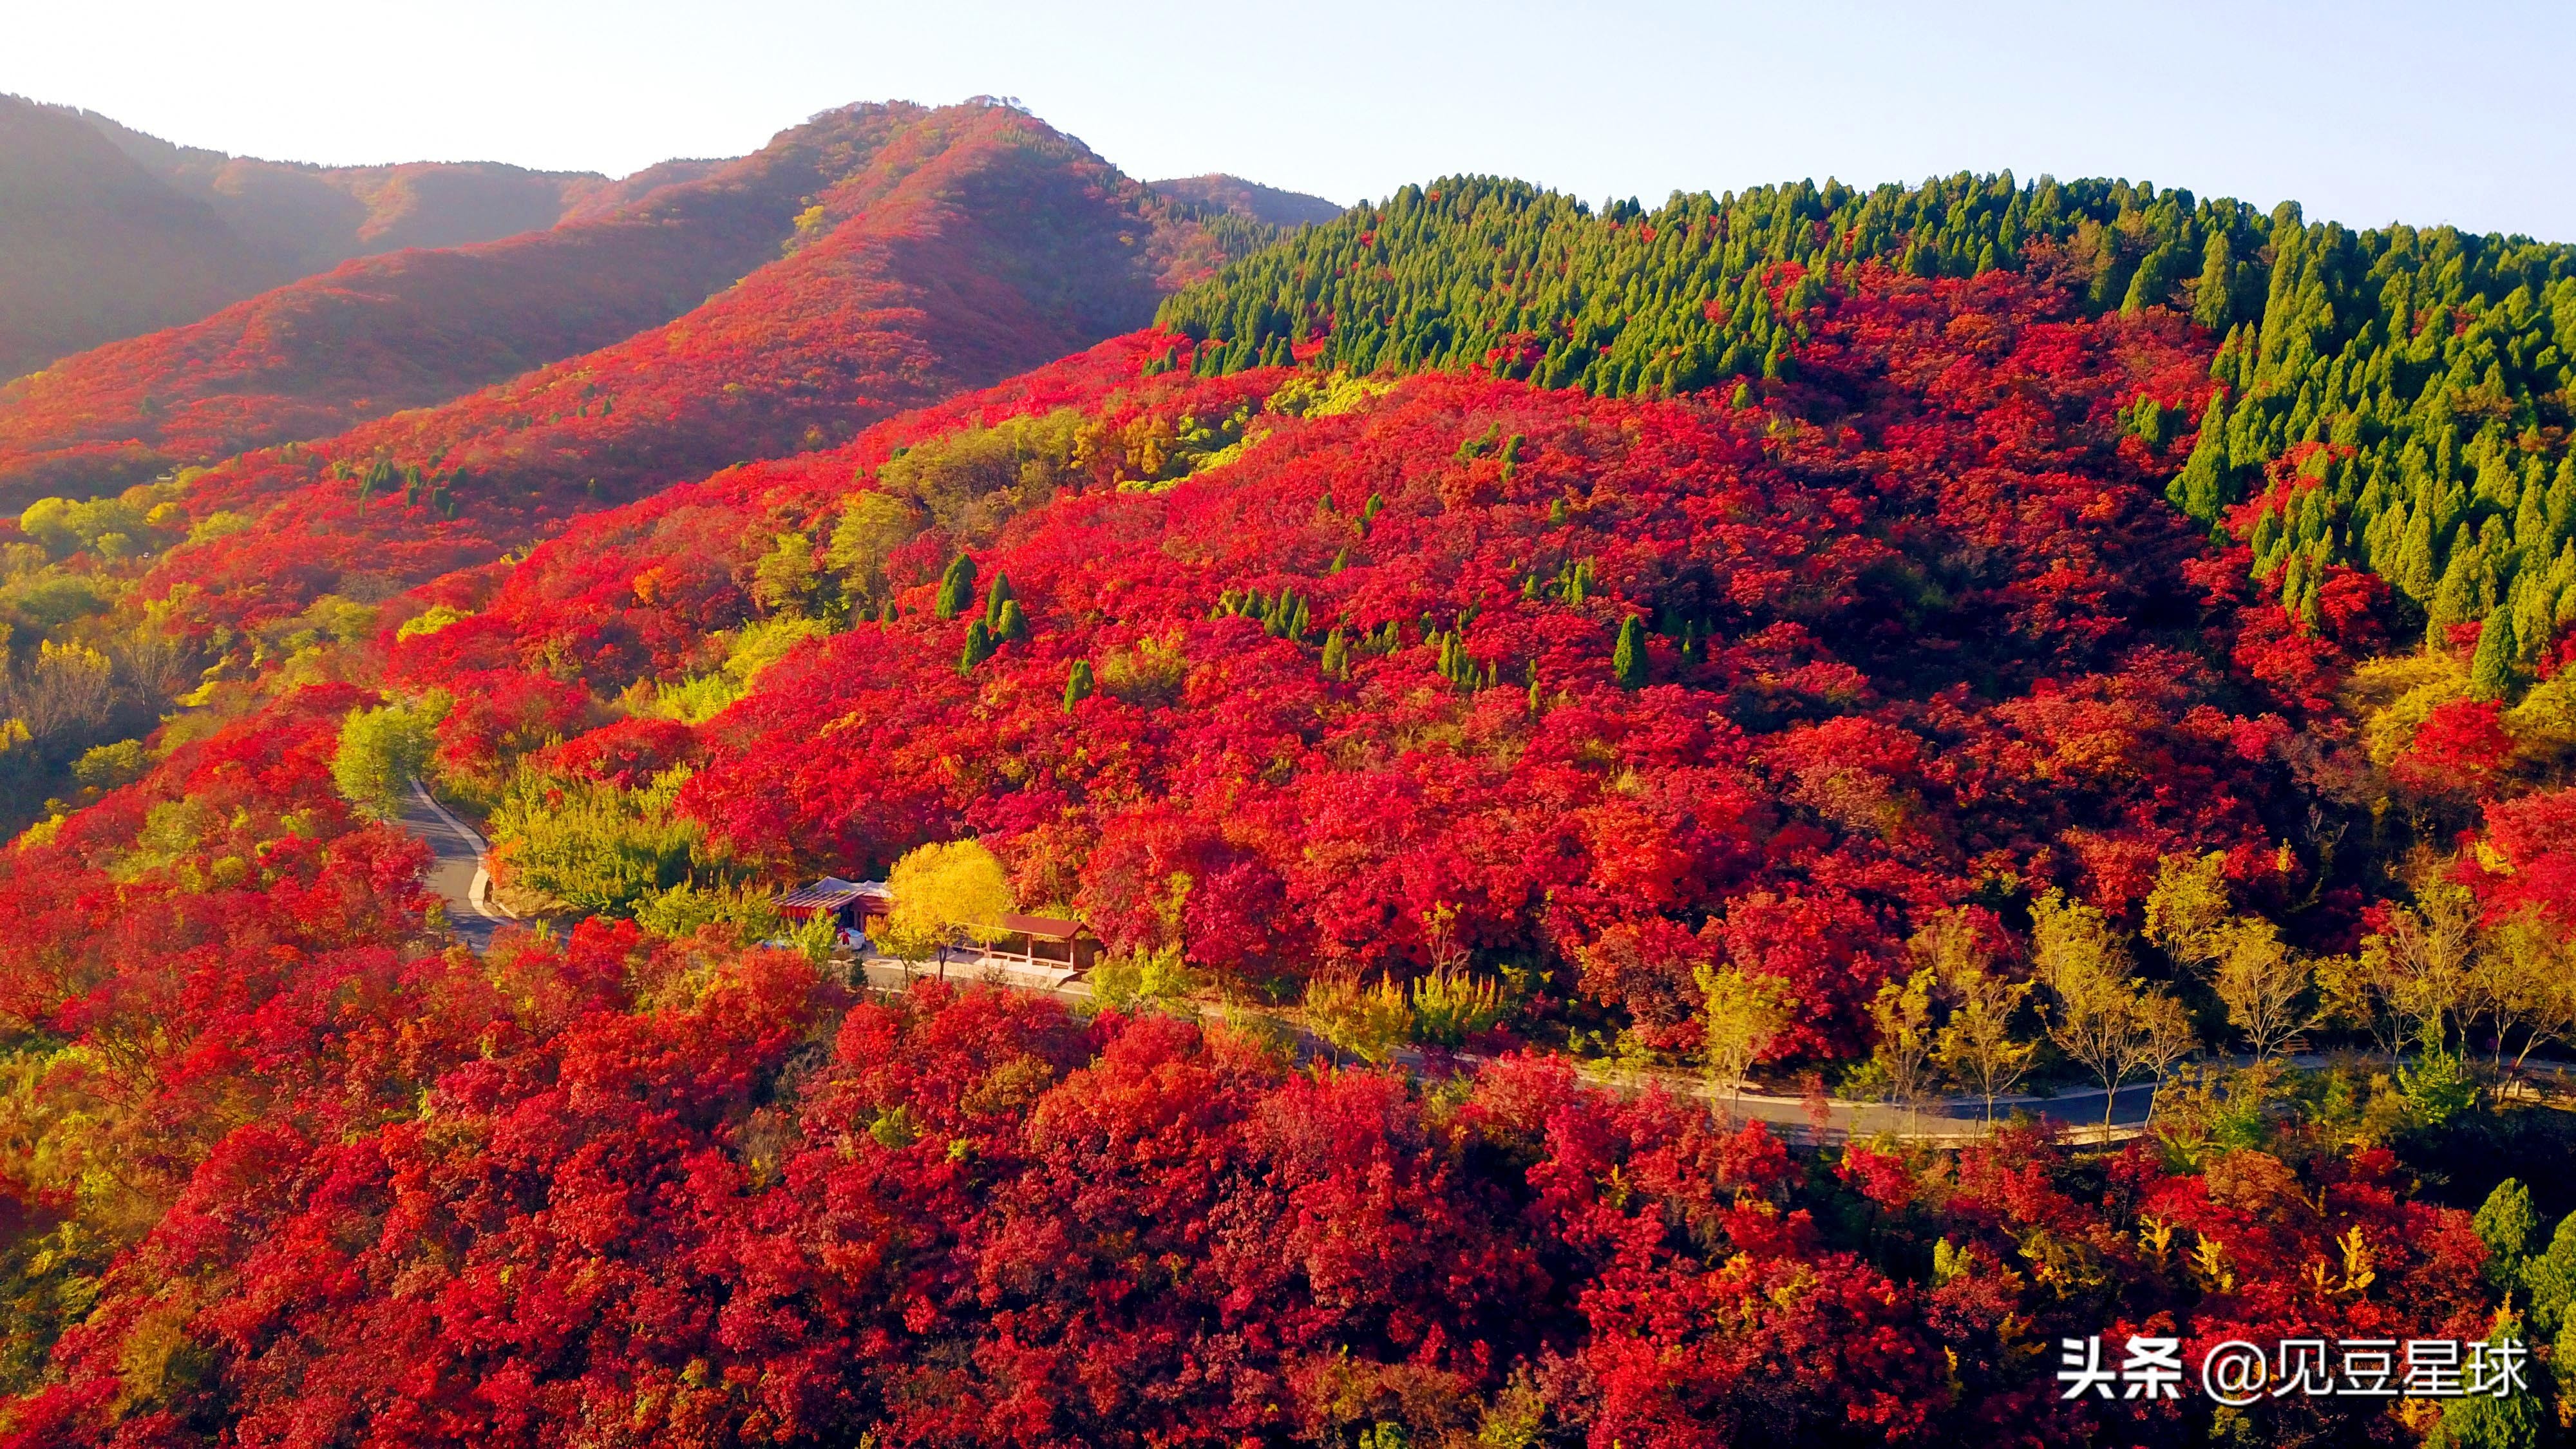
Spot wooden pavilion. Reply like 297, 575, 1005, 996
982, 913, 1103, 972
774, 877, 890, 934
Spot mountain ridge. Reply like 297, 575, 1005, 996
0, 102, 942, 503
1148, 173, 1343, 227
70, 104, 620, 272
0, 106, 1340, 512
125, 102, 1273, 634
0, 93, 681, 381
0, 98, 276, 383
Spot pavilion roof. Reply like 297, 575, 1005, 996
1001, 912, 1086, 940
778, 877, 889, 911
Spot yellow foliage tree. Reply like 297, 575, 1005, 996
1694, 963, 1789, 1113
1305, 971, 1413, 1066
2034, 890, 2197, 1125
826, 492, 924, 608
886, 839, 1015, 958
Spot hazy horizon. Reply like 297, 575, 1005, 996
8, 0, 2574, 241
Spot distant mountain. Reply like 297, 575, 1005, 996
140, 101, 1275, 625
0, 95, 646, 381
557, 157, 734, 223
75, 106, 614, 275
1150, 173, 1343, 227
0, 104, 933, 504
0, 98, 276, 382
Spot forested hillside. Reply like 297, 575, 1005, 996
415, 274, 2280, 1034
124, 102, 1265, 634
0, 103, 1269, 829
0, 98, 274, 383
8, 149, 2576, 1446
6, 258, 2544, 1447
1160, 175, 2576, 676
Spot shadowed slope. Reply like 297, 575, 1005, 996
0, 103, 934, 503
75, 105, 616, 271
0, 98, 274, 383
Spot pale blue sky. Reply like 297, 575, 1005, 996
8, 0, 2572, 240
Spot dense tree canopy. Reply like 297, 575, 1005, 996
6, 146, 2576, 1447
1161, 174, 2576, 674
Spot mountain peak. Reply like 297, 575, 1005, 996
1149, 173, 1343, 227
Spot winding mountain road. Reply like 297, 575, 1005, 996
840, 956, 2163, 1144
384, 798, 2566, 1147
397, 779, 513, 952
379, 810, 2163, 1142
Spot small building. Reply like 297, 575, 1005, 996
775, 877, 890, 936
984, 913, 1103, 972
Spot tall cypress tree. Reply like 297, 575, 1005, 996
958, 620, 996, 676
1613, 616, 1647, 688
2168, 393, 2235, 525
936, 555, 976, 621
359, 458, 397, 513
2193, 232, 2236, 332
2470, 607, 2517, 699
2121, 244, 2179, 315
1063, 658, 1094, 712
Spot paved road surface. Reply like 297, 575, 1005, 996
1698, 1078, 2156, 1144
841, 953, 2160, 1144
397, 780, 511, 952
381, 811, 2541, 1145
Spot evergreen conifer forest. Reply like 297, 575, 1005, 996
5, 90, 2576, 1448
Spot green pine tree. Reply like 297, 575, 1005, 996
2394, 502, 2441, 600
2120, 243, 2178, 315
2476, 1180, 2538, 1289
1063, 658, 1094, 712
2524, 1211, 2576, 1343
958, 620, 996, 676
1321, 628, 1349, 678
2429, 1326, 2544, 1448
994, 598, 1028, 643
2128, 396, 2169, 450
1613, 616, 1647, 688
984, 571, 1016, 630
2192, 232, 2236, 331
935, 555, 977, 620
2471, 607, 2519, 699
